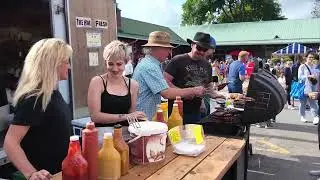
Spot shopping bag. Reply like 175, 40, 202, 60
290, 81, 305, 99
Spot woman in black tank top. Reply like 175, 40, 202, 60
87, 40, 146, 126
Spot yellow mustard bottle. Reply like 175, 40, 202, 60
168, 103, 183, 130
98, 133, 121, 180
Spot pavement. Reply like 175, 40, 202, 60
248, 105, 320, 180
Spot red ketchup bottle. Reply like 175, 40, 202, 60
62, 135, 88, 180
156, 109, 166, 123
82, 122, 99, 180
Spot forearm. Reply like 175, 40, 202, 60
4, 140, 36, 178
91, 112, 128, 124
161, 87, 194, 99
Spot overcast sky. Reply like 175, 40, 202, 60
117, 0, 315, 27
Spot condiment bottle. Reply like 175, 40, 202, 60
113, 124, 129, 176
161, 101, 169, 122
156, 109, 165, 123
168, 103, 183, 130
174, 96, 183, 117
152, 104, 161, 121
98, 133, 121, 180
82, 122, 98, 180
62, 135, 88, 180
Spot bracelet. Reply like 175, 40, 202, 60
26, 171, 36, 180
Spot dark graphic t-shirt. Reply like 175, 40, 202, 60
165, 53, 212, 114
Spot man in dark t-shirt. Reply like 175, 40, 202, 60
165, 32, 222, 124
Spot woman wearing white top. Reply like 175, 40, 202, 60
298, 52, 319, 124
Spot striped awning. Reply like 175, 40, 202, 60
272, 43, 315, 55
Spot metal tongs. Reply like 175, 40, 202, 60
126, 115, 141, 129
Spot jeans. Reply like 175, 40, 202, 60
228, 84, 243, 93
183, 113, 201, 125
299, 95, 318, 117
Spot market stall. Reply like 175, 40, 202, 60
52, 136, 245, 180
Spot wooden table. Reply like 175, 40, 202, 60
53, 136, 245, 180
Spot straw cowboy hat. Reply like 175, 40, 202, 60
142, 31, 173, 48
187, 32, 216, 49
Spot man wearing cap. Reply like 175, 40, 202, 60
227, 51, 249, 93
133, 31, 205, 120
164, 32, 222, 124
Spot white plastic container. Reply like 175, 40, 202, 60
128, 121, 168, 164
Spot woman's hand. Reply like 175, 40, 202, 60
28, 170, 52, 180
128, 111, 146, 120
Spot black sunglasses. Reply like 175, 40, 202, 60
195, 44, 209, 52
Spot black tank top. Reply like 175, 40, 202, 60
97, 76, 131, 127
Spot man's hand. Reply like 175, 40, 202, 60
191, 86, 206, 97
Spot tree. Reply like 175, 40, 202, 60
312, 0, 320, 18
181, 0, 286, 25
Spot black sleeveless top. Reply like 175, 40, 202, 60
97, 76, 131, 127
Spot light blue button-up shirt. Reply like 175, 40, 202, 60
133, 55, 169, 120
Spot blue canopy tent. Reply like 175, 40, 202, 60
272, 43, 315, 55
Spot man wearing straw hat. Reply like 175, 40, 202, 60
133, 31, 206, 120
164, 32, 223, 124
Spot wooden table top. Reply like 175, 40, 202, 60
53, 136, 245, 180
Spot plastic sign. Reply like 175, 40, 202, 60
193, 125, 204, 144
168, 128, 181, 144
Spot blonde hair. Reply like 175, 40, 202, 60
13, 38, 73, 111
103, 40, 128, 63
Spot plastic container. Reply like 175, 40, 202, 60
174, 96, 183, 117
168, 124, 205, 157
156, 109, 165, 123
128, 121, 168, 164
62, 136, 88, 180
161, 100, 169, 122
82, 122, 98, 180
98, 133, 121, 180
152, 104, 161, 121
113, 124, 129, 176
168, 103, 183, 130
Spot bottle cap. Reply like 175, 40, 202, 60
173, 103, 178, 107
86, 121, 95, 129
104, 133, 113, 139
70, 135, 79, 141
114, 124, 122, 129
176, 96, 181, 100
157, 109, 163, 112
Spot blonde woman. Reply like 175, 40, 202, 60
4, 38, 73, 180
88, 40, 145, 126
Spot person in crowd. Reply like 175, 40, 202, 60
87, 40, 146, 127
164, 32, 223, 124
211, 60, 220, 85
133, 31, 205, 120
4, 38, 73, 179
298, 51, 319, 124
219, 60, 226, 82
227, 51, 249, 93
246, 58, 255, 78
292, 55, 304, 81
123, 57, 134, 78
284, 61, 295, 109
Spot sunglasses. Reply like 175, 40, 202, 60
195, 44, 209, 52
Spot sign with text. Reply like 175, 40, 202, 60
76, 17, 92, 28
86, 32, 101, 48
95, 19, 108, 29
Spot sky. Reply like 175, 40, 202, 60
116, 0, 315, 27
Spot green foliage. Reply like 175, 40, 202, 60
181, 0, 286, 25
312, 0, 320, 18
